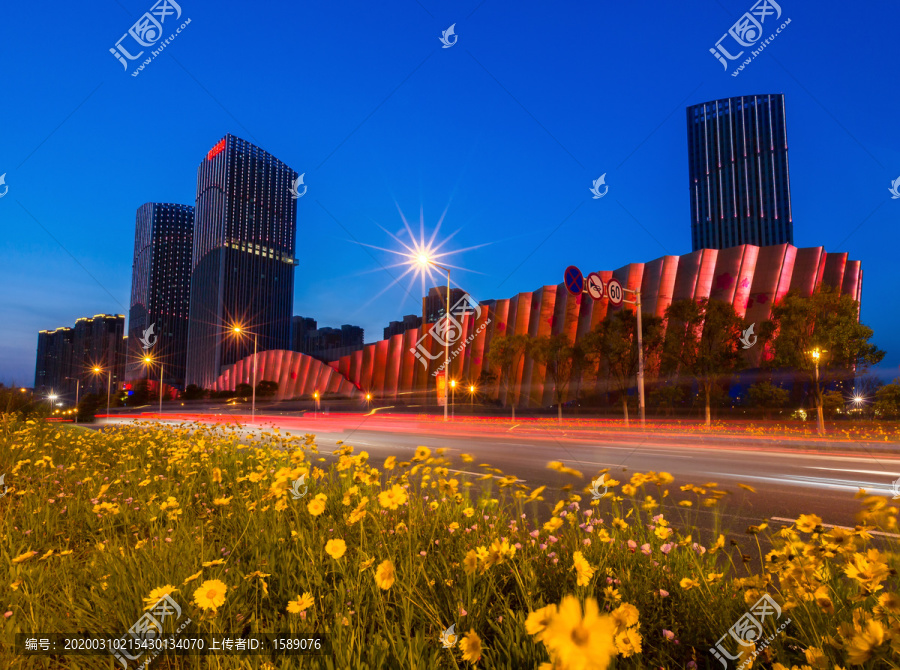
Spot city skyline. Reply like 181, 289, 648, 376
3, 2, 899, 386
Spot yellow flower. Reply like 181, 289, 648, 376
359, 557, 375, 572
459, 629, 482, 663
542, 596, 617, 670
92, 502, 120, 516
307, 497, 326, 516
325, 539, 347, 560
287, 592, 315, 614
383, 456, 396, 470
795, 513, 822, 533
525, 604, 558, 642
374, 559, 395, 590
707, 572, 724, 584
610, 603, 639, 632
193, 579, 228, 612
460, 453, 474, 463
11, 551, 37, 564
38, 549, 54, 561
603, 586, 621, 603
143, 585, 178, 611
212, 467, 222, 483
348, 497, 368, 525
202, 559, 225, 567
463, 507, 475, 518
621, 484, 637, 496
543, 517, 563, 533
10, 579, 23, 591
573, 551, 595, 587
876, 592, 900, 614
614, 627, 643, 657
378, 484, 408, 510
737, 483, 756, 492
679, 578, 699, 590
464, 550, 479, 576
612, 518, 629, 531
448, 522, 460, 533
414, 446, 431, 461
847, 620, 885, 665
213, 496, 232, 506
182, 570, 203, 586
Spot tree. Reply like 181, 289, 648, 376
76, 392, 104, 422
485, 333, 529, 419
582, 310, 664, 424
235, 383, 253, 399
183, 384, 206, 400
256, 380, 279, 398
875, 381, 900, 419
649, 383, 686, 417
822, 390, 845, 419
662, 298, 745, 427
746, 381, 789, 420
762, 286, 885, 435
126, 379, 151, 406
528, 334, 584, 423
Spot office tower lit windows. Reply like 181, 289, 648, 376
185, 135, 299, 389
127, 203, 195, 387
687, 94, 793, 251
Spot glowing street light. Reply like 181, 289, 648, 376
313, 390, 320, 418
143, 354, 164, 416
807, 348, 827, 435
92, 365, 113, 420
469, 384, 476, 412
230, 324, 258, 423
415, 252, 453, 422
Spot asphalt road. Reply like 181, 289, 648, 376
100, 411, 900, 543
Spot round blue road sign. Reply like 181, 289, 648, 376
564, 265, 584, 295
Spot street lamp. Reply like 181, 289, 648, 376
808, 348, 827, 435
469, 384, 475, 413
92, 365, 112, 420
314, 391, 320, 418
449, 379, 457, 420
231, 325, 258, 423
143, 354, 164, 416
365, 392, 372, 410
416, 254, 451, 422
64, 376, 80, 424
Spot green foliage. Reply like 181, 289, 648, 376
822, 390, 845, 419
762, 286, 885, 392
746, 381, 790, 418
183, 384, 207, 400
875, 381, 900, 419
256, 380, 279, 398
235, 383, 253, 399
582, 310, 664, 419
485, 333, 529, 406
662, 299, 745, 424
527, 334, 584, 406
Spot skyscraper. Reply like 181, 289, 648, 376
185, 135, 299, 389
127, 203, 195, 387
687, 94, 793, 251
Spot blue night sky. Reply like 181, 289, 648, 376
1, 0, 898, 386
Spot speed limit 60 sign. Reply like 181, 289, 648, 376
606, 278, 624, 305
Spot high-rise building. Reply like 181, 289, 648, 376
687, 94, 793, 251
34, 315, 127, 399
423, 287, 467, 325
127, 203, 194, 388
384, 314, 422, 339
185, 135, 299, 389
291, 316, 317, 353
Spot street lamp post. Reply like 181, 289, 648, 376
314, 391, 319, 418
622, 287, 645, 428
811, 348, 825, 436
450, 379, 456, 420
469, 384, 475, 413
231, 326, 258, 423
417, 256, 452, 422
143, 356, 164, 416
93, 366, 112, 420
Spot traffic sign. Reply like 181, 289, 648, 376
586, 272, 604, 300
606, 278, 624, 305
564, 266, 584, 295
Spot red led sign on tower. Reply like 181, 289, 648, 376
206, 138, 226, 161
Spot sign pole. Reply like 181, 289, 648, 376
635, 290, 645, 427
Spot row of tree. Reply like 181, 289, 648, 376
484, 286, 885, 429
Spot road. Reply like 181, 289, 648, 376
100, 410, 900, 542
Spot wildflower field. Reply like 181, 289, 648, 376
1, 415, 899, 669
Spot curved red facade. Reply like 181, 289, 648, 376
215, 243, 862, 407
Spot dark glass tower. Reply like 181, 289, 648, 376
185, 135, 298, 389
687, 94, 793, 251
127, 203, 195, 387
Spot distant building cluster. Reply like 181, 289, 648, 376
291, 317, 364, 363
34, 315, 126, 397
